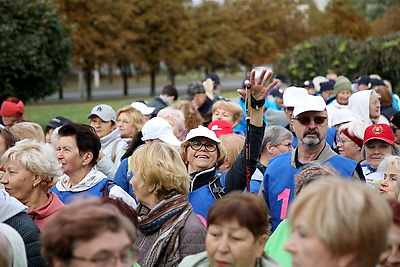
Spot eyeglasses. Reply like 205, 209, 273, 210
188, 141, 218, 152
71, 249, 136, 267
292, 116, 327, 125
336, 138, 353, 145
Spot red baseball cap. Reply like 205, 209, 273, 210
208, 120, 233, 137
363, 123, 395, 145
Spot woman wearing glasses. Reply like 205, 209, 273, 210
180, 69, 278, 219
42, 197, 139, 267
336, 120, 368, 162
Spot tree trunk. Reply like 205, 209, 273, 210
168, 68, 176, 85
58, 86, 63, 100
150, 70, 156, 97
121, 64, 129, 96
108, 63, 114, 84
85, 69, 92, 101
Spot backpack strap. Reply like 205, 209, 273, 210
102, 181, 115, 197
111, 140, 122, 163
209, 173, 225, 200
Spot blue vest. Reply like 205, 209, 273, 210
114, 157, 134, 196
263, 152, 357, 231
188, 174, 227, 219
51, 178, 115, 204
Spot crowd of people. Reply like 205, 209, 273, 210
0, 69, 399, 267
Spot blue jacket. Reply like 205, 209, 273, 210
263, 144, 363, 231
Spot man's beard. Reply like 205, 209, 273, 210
300, 130, 322, 148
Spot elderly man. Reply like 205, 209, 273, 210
262, 95, 365, 232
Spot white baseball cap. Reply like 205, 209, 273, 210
130, 101, 155, 116
283, 87, 308, 108
141, 117, 180, 146
87, 104, 116, 122
293, 95, 326, 117
185, 125, 220, 143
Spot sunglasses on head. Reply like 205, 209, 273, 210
293, 116, 327, 125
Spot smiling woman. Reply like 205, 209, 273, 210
179, 192, 280, 267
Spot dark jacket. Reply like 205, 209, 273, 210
148, 96, 168, 117
4, 212, 46, 267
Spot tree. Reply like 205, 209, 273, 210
370, 0, 400, 36
0, 0, 71, 102
360, 32, 400, 92
274, 35, 363, 85
133, 0, 192, 96
57, 0, 140, 100
325, 0, 371, 40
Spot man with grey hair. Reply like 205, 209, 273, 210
250, 126, 293, 193
262, 95, 365, 232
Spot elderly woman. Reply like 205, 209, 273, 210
361, 123, 399, 188
130, 143, 206, 266
0, 139, 63, 231
252, 125, 293, 194
284, 177, 392, 267
41, 197, 138, 267
378, 155, 400, 200
88, 104, 128, 179
180, 69, 277, 218
0, 97, 26, 127
211, 100, 243, 131
336, 120, 368, 162
348, 89, 389, 125
157, 107, 186, 141
179, 192, 280, 267
51, 123, 136, 207
379, 200, 400, 267
116, 105, 145, 141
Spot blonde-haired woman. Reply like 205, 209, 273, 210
285, 178, 392, 267
0, 139, 63, 230
130, 143, 206, 266
116, 105, 145, 141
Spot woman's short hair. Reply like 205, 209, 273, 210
219, 134, 245, 171
41, 197, 137, 264
0, 128, 19, 150
294, 163, 337, 196
180, 139, 227, 170
173, 101, 203, 132
374, 86, 392, 107
2, 139, 62, 191
10, 122, 45, 142
287, 178, 392, 267
212, 101, 243, 123
116, 106, 145, 131
57, 123, 100, 167
157, 108, 186, 137
378, 155, 400, 198
262, 126, 293, 148
131, 143, 190, 198
208, 192, 268, 238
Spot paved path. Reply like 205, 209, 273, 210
38, 78, 245, 103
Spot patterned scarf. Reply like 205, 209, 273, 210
136, 191, 192, 267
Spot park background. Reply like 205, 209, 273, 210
1, 0, 400, 126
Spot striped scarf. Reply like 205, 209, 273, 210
136, 191, 192, 267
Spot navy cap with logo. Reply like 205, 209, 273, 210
46, 116, 72, 129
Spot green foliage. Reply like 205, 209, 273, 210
274, 35, 363, 85
360, 32, 400, 92
0, 0, 71, 102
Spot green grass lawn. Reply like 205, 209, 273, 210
25, 90, 241, 127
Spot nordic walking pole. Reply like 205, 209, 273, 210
245, 80, 252, 191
